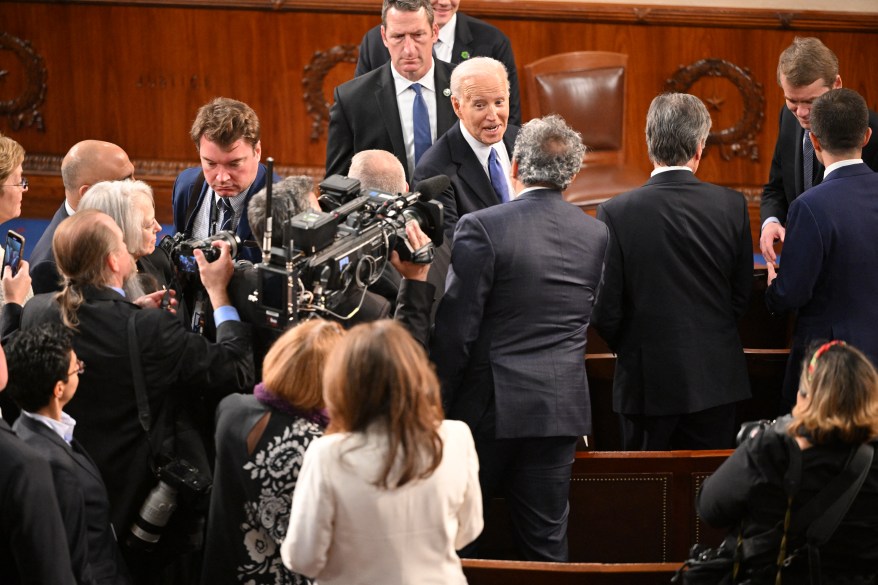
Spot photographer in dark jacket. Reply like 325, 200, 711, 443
18, 209, 254, 584
698, 341, 878, 584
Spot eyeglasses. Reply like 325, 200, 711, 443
1, 177, 27, 190
68, 359, 85, 377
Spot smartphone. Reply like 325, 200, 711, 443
2, 230, 25, 278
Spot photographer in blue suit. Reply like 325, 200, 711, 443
172, 98, 279, 264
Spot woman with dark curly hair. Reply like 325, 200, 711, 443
281, 320, 483, 585
698, 341, 878, 584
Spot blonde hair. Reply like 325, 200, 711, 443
0, 134, 25, 184
261, 319, 344, 411
789, 341, 878, 445
322, 320, 444, 489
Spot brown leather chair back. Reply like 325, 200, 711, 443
524, 51, 629, 166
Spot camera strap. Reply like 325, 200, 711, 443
127, 312, 159, 474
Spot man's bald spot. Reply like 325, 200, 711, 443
349, 149, 407, 194
61, 140, 134, 206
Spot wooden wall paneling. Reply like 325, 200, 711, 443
3, 2, 878, 225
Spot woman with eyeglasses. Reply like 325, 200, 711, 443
0, 134, 33, 307
697, 341, 878, 584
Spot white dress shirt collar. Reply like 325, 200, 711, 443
824, 158, 863, 178
459, 123, 515, 199
434, 13, 457, 63
21, 409, 77, 445
650, 165, 693, 177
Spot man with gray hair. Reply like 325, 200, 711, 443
591, 93, 752, 451
413, 56, 519, 240
432, 114, 608, 561
348, 149, 408, 195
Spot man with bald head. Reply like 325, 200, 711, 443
30, 140, 134, 294
413, 56, 518, 239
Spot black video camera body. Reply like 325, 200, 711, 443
160, 231, 241, 274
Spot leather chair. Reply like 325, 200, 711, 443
524, 51, 647, 211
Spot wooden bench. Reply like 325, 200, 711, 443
478, 449, 732, 563
462, 559, 681, 585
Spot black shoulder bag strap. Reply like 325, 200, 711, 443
128, 312, 159, 475
789, 443, 874, 585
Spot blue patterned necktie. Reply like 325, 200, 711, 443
488, 147, 510, 203
218, 197, 234, 234
803, 130, 815, 191
411, 83, 431, 164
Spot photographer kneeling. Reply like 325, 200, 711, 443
18, 209, 254, 584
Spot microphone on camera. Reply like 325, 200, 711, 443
412, 174, 450, 202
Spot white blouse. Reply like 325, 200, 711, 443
281, 419, 483, 585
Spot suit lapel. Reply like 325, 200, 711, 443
450, 13, 474, 65
434, 62, 455, 136
18, 415, 105, 484
376, 64, 408, 175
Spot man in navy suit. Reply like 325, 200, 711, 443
591, 93, 752, 451
355, 0, 521, 126
413, 56, 519, 241
432, 115, 609, 561
8, 324, 131, 585
172, 97, 276, 264
766, 88, 878, 409
760, 37, 878, 265
325, 0, 456, 184
30, 140, 135, 294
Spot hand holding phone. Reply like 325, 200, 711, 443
2, 230, 25, 279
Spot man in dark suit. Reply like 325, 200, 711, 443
0, 344, 77, 585
591, 93, 752, 451
760, 37, 878, 265
766, 89, 878, 410
432, 115, 608, 561
30, 140, 135, 294
18, 209, 254, 584
414, 56, 519, 240
325, 0, 456, 184
355, 0, 522, 125
172, 97, 277, 264
8, 324, 131, 585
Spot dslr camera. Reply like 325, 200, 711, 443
127, 458, 211, 551
159, 230, 241, 274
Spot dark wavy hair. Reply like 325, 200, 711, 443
5, 324, 74, 413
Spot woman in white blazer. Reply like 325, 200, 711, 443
281, 320, 483, 585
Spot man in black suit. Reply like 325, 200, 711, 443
432, 115, 609, 561
325, 0, 456, 184
30, 140, 135, 294
592, 93, 752, 451
0, 343, 77, 585
760, 37, 878, 264
8, 324, 131, 585
355, 0, 521, 125
18, 209, 254, 584
414, 56, 519, 240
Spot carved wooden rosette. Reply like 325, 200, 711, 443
0, 32, 47, 131
665, 58, 764, 162
302, 44, 359, 142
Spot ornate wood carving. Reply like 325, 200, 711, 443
302, 44, 358, 142
665, 59, 764, 162
0, 32, 47, 131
